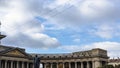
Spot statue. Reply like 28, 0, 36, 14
34, 55, 40, 68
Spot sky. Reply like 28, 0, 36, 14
0, 0, 120, 58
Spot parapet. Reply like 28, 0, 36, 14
31, 48, 108, 59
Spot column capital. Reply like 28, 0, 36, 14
5, 60, 8, 61
62, 62, 65, 63
75, 62, 78, 63
50, 62, 53, 63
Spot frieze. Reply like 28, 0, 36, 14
5, 50, 25, 57
73, 51, 92, 57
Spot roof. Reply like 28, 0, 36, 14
0, 45, 32, 59
0, 45, 25, 52
109, 59, 120, 62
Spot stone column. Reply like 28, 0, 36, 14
32, 63, 34, 68
27, 62, 29, 68
44, 63, 46, 68
11, 61, 13, 68
1, 60, 3, 68
69, 62, 71, 68
17, 61, 19, 68
22, 62, 24, 68
81, 62, 83, 68
5, 60, 7, 68
57, 63, 59, 68
94, 61, 101, 68
42, 63, 44, 68
0, 60, 2, 68
87, 62, 89, 68
92, 61, 95, 68
75, 62, 77, 68
63, 62, 65, 68
50, 63, 53, 68
0, 60, 1, 68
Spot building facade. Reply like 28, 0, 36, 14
0, 34, 34, 68
0, 45, 109, 68
0, 45, 34, 68
0, 32, 109, 68
108, 58, 120, 66
32, 48, 109, 68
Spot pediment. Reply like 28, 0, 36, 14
5, 50, 25, 57
3, 49, 29, 57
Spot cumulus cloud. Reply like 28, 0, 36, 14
42, 0, 120, 26
1, 0, 118, 39
89, 23, 120, 39
0, 0, 60, 49
58, 45, 82, 52
37, 0, 120, 39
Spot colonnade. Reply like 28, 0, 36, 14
0, 59, 106, 68
42, 61, 94, 68
0, 60, 34, 68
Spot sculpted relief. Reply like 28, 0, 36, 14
5, 49, 26, 57
73, 51, 92, 57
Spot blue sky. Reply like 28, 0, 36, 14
1, 0, 120, 58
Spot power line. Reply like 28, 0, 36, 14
40, 0, 73, 17
49, 0, 83, 18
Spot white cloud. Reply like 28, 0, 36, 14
79, 0, 114, 19
0, 0, 60, 49
89, 23, 120, 39
73, 38, 80, 43
58, 45, 82, 52
38, 0, 120, 39
85, 41, 120, 58
1, 0, 120, 52
1, 0, 119, 39
43, 0, 120, 26
84, 41, 120, 50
